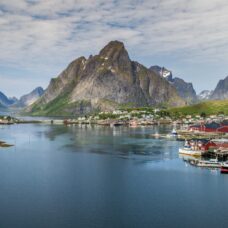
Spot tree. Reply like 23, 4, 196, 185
200, 112, 206, 118
6, 116, 12, 122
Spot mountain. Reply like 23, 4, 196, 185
0, 91, 17, 107
150, 66, 173, 81
0, 87, 44, 109
28, 41, 185, 116
18, 87, 44, 107
197, 90, 213, 100
150, 66, 197, 103
210, 76, 228, 100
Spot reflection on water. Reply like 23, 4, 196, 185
1, 124, 228, 228
0, 123, 183, 166
41, 124, 181, 162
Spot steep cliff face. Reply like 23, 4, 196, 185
210, 76, 228, 100
171, 78, 197, 103
150, 65, 197, 103
29, 41, 185, 116
41, 57, 86, 104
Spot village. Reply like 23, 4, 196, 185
1, 109, 228, 172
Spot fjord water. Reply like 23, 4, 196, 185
0, 124, 228, 228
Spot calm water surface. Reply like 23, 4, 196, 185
0, 124, 228, 228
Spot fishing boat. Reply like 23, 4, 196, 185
221, 162, 228, 174
178, 140, 203, 156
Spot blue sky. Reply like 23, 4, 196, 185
0, 0, 228, 98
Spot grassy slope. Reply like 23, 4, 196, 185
168, 100, 228, 115
29, 93, 71, 116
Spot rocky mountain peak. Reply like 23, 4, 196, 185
0, 91, 18, 107
33, 87, 44, 96
210, 76, 228, 100
150, 66, 173, 81
149, 65, 197, 103
97, 40, 132, 83
28, 40, 185, 116
197, 90, 213, 100
99, 40, 127, 59
19, 87, 44, 107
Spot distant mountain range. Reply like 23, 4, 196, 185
17, 87, 44, 107
150, 66, 228, 103
0, 87, 44, 109
1, 41, 227, 116
0, 91, 17, 107
197, 90, 213, 100
197, 76, 228, 101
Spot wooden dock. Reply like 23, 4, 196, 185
176, 130, 228, 140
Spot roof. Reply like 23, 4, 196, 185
221, 120, 228, 126
205, 122, 221, 129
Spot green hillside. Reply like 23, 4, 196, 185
169, 100, 228, 116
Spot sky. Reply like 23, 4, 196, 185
0, 0, 228, 98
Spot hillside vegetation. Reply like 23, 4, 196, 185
169, 100, 228, 115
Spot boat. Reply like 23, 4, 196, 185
179, 147, 202, 156
178, 140, 203, 156
183, 157, 222, 168
197, 159, 222, 168
171, 128, 178, 136
221, 162, 228, 173
212, 139, 228, 143
166, 128, 178, 138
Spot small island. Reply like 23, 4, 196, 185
0, 140, 13, 148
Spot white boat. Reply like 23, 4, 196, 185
184, 158, 222, 168
178, 140, 203, 156
166, 128, 178, 138
171, 128, 178, 135
178, 147, 203, 156
221, 162, 228, 173
197, 159, 222, 168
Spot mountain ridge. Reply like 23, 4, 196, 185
27, 40, 185, 116
150, 65, 197, 103
18, 87, 44, 107
0, 91, 17, 107
0, 87, 44, 108
210, 76, 228, 100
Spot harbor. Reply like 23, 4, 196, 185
150, 119, 228, 172
1, 112, 228, 173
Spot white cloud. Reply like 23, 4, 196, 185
1, 0, 228, 96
